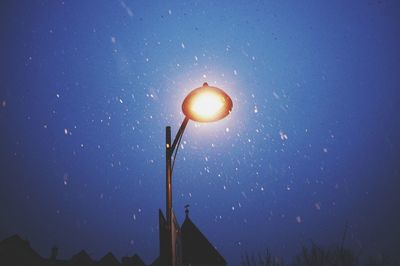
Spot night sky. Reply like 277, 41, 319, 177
1, 1, 400, 265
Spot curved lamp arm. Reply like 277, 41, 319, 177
171, 117, 189, 155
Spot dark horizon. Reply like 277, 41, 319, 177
0, 229, 397, 265
1, 1, 400, 265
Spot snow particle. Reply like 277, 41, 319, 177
120, 1, 134, 17
63, 173, 69, 185
279, 130, 288, 141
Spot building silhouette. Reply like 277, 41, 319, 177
121, 254, 146, 266
152, 207, 226, 266
0, 234, 146, 266
0, 208, 226, 266
181, 208, 226, 266
98, 252, 120, 266
0, 234, 43, 266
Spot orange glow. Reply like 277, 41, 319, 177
189, 91, 225, 120
182, 83, 233, 122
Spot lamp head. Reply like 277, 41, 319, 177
182, 82, 233, 122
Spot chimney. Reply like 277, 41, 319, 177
184, 204, 190, 218
50, 246, 58, 261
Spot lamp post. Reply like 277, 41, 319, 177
165, 82, 233, 266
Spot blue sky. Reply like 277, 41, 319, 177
1, 1, 399, 264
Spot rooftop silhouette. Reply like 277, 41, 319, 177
181, 210, 226, 266
0, 208, 226, 266
0, 234, 145, 266
153, 207, 226, 266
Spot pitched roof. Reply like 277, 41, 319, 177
98, 252, 121, 266
0, 234, 44, 266
181, 215, 226, 266
122, 254, 146, 266
70, 249, 95, 266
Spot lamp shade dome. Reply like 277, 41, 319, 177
182, 83, 233, 122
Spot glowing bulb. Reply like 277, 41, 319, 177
190, 91, 224, 120
182, 83, 233, 122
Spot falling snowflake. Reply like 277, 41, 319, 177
120, 1, 133, 17
279, 130, 288, 140
63, 173, 69, 185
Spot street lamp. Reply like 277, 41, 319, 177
164, 82, 232, 266
182, 83, 233, 122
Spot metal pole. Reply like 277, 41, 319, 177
166, 126, 172, 228
166, 126, 172, 266
165, 118, 189, 266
